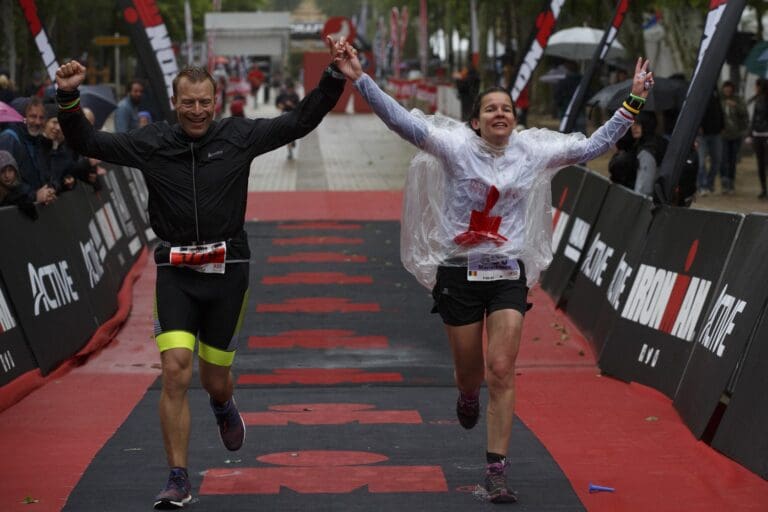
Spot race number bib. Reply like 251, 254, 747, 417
467, 253, 520, 281
169, 241, 226, 274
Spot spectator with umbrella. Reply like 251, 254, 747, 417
79, 84, 119, 131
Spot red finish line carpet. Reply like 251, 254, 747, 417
62, 220, 584, 511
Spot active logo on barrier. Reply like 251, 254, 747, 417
580, 231, 615, 286
607, 252, 633, 310
564, 217, 590, 263
696, 283, 747, 358
28, 261, 80, 316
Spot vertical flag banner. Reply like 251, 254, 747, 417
117, 0, 179, 122
655, 0, 747, 204
559, 0, 631, 133
17, 0, 59, 82
510, 0, 567, 103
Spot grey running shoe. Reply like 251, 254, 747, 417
154, 468, 192, 509
210, 396, 246, 451
456, 393, 480, 429
484, 461, 518, 504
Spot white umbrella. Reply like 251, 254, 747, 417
544, 27, 625, 61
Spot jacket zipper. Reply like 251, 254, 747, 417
190, 142, 201, 242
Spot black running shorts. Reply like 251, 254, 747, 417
431, 261, 531, 326
154, 263, 249, 365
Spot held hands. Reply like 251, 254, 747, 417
327, 36, 363, 81
55, 60, 87, 92
631, 57, 654, 99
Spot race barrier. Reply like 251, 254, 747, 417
0, 165, 152, 401
564, 185, 654, 355
540, 166, 610, 306
548, 165, 767, 479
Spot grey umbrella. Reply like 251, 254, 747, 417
79, 85, 118, 130
587, 77, 689, 112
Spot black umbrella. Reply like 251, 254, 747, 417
79, 85, 118, 130
587, 77, 689, 112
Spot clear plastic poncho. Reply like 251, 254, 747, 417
352, 74, 633, 290
400, 113, 589, 289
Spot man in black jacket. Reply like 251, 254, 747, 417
55, 38, 346, 510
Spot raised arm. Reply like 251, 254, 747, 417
335, 39, 429, 149
548, 58, 655, 168
241, 36, 346, 156
55, 61, 148, 168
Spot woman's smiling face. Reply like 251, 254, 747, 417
471, 92, 517, 146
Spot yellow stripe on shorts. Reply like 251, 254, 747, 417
199, 342, 236, 367
156, 330, 196, 352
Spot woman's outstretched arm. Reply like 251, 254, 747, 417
333, 38, 429, 149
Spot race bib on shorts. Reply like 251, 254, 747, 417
467, 253, 520, 281
169, 241, 226, 274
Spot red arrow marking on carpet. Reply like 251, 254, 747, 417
238, 368, 403, 385
256, 298, 380, 313
249, 330, 388, 349
261, 272, 373, 285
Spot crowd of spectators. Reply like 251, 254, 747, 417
0, 68, 103, 218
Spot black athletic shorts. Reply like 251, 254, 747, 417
154, 263, 249, 363
430, 260, 531, 326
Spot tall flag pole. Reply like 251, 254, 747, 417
17, 0, 59, 82
391, 7, 400, 78
184, 0, 193, 65
559, 0, 631, 133
510, 0, 567, 103
419, 0, 428, 76
117, 0, 179, 122
655, 0, 747, 204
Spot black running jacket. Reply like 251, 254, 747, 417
58, 67, 345, 257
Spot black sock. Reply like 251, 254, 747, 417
486, 452, 506, 464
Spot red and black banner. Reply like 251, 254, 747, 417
559, 0, 630, 133
564, 185, 653, 356
598, 207, 742, 397
541, 166, 610, 306
117, 0, 179, 122
674, 214, 768, 438
17, 0, 60, 82
655, 0, 747, 203
510, 0, 566, 103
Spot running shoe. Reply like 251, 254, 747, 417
154, 468, 192, 509
456, 393, 480, 429
484, 460, 518, 504
210, 396, 246, 451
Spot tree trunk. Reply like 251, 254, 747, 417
660, 5, 704, 76
1, 0, 15, 83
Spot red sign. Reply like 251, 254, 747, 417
321, 16, 356, 43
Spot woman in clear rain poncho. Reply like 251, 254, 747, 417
334, 40, 653, 504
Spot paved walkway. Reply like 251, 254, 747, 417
244, 90, 417, 192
